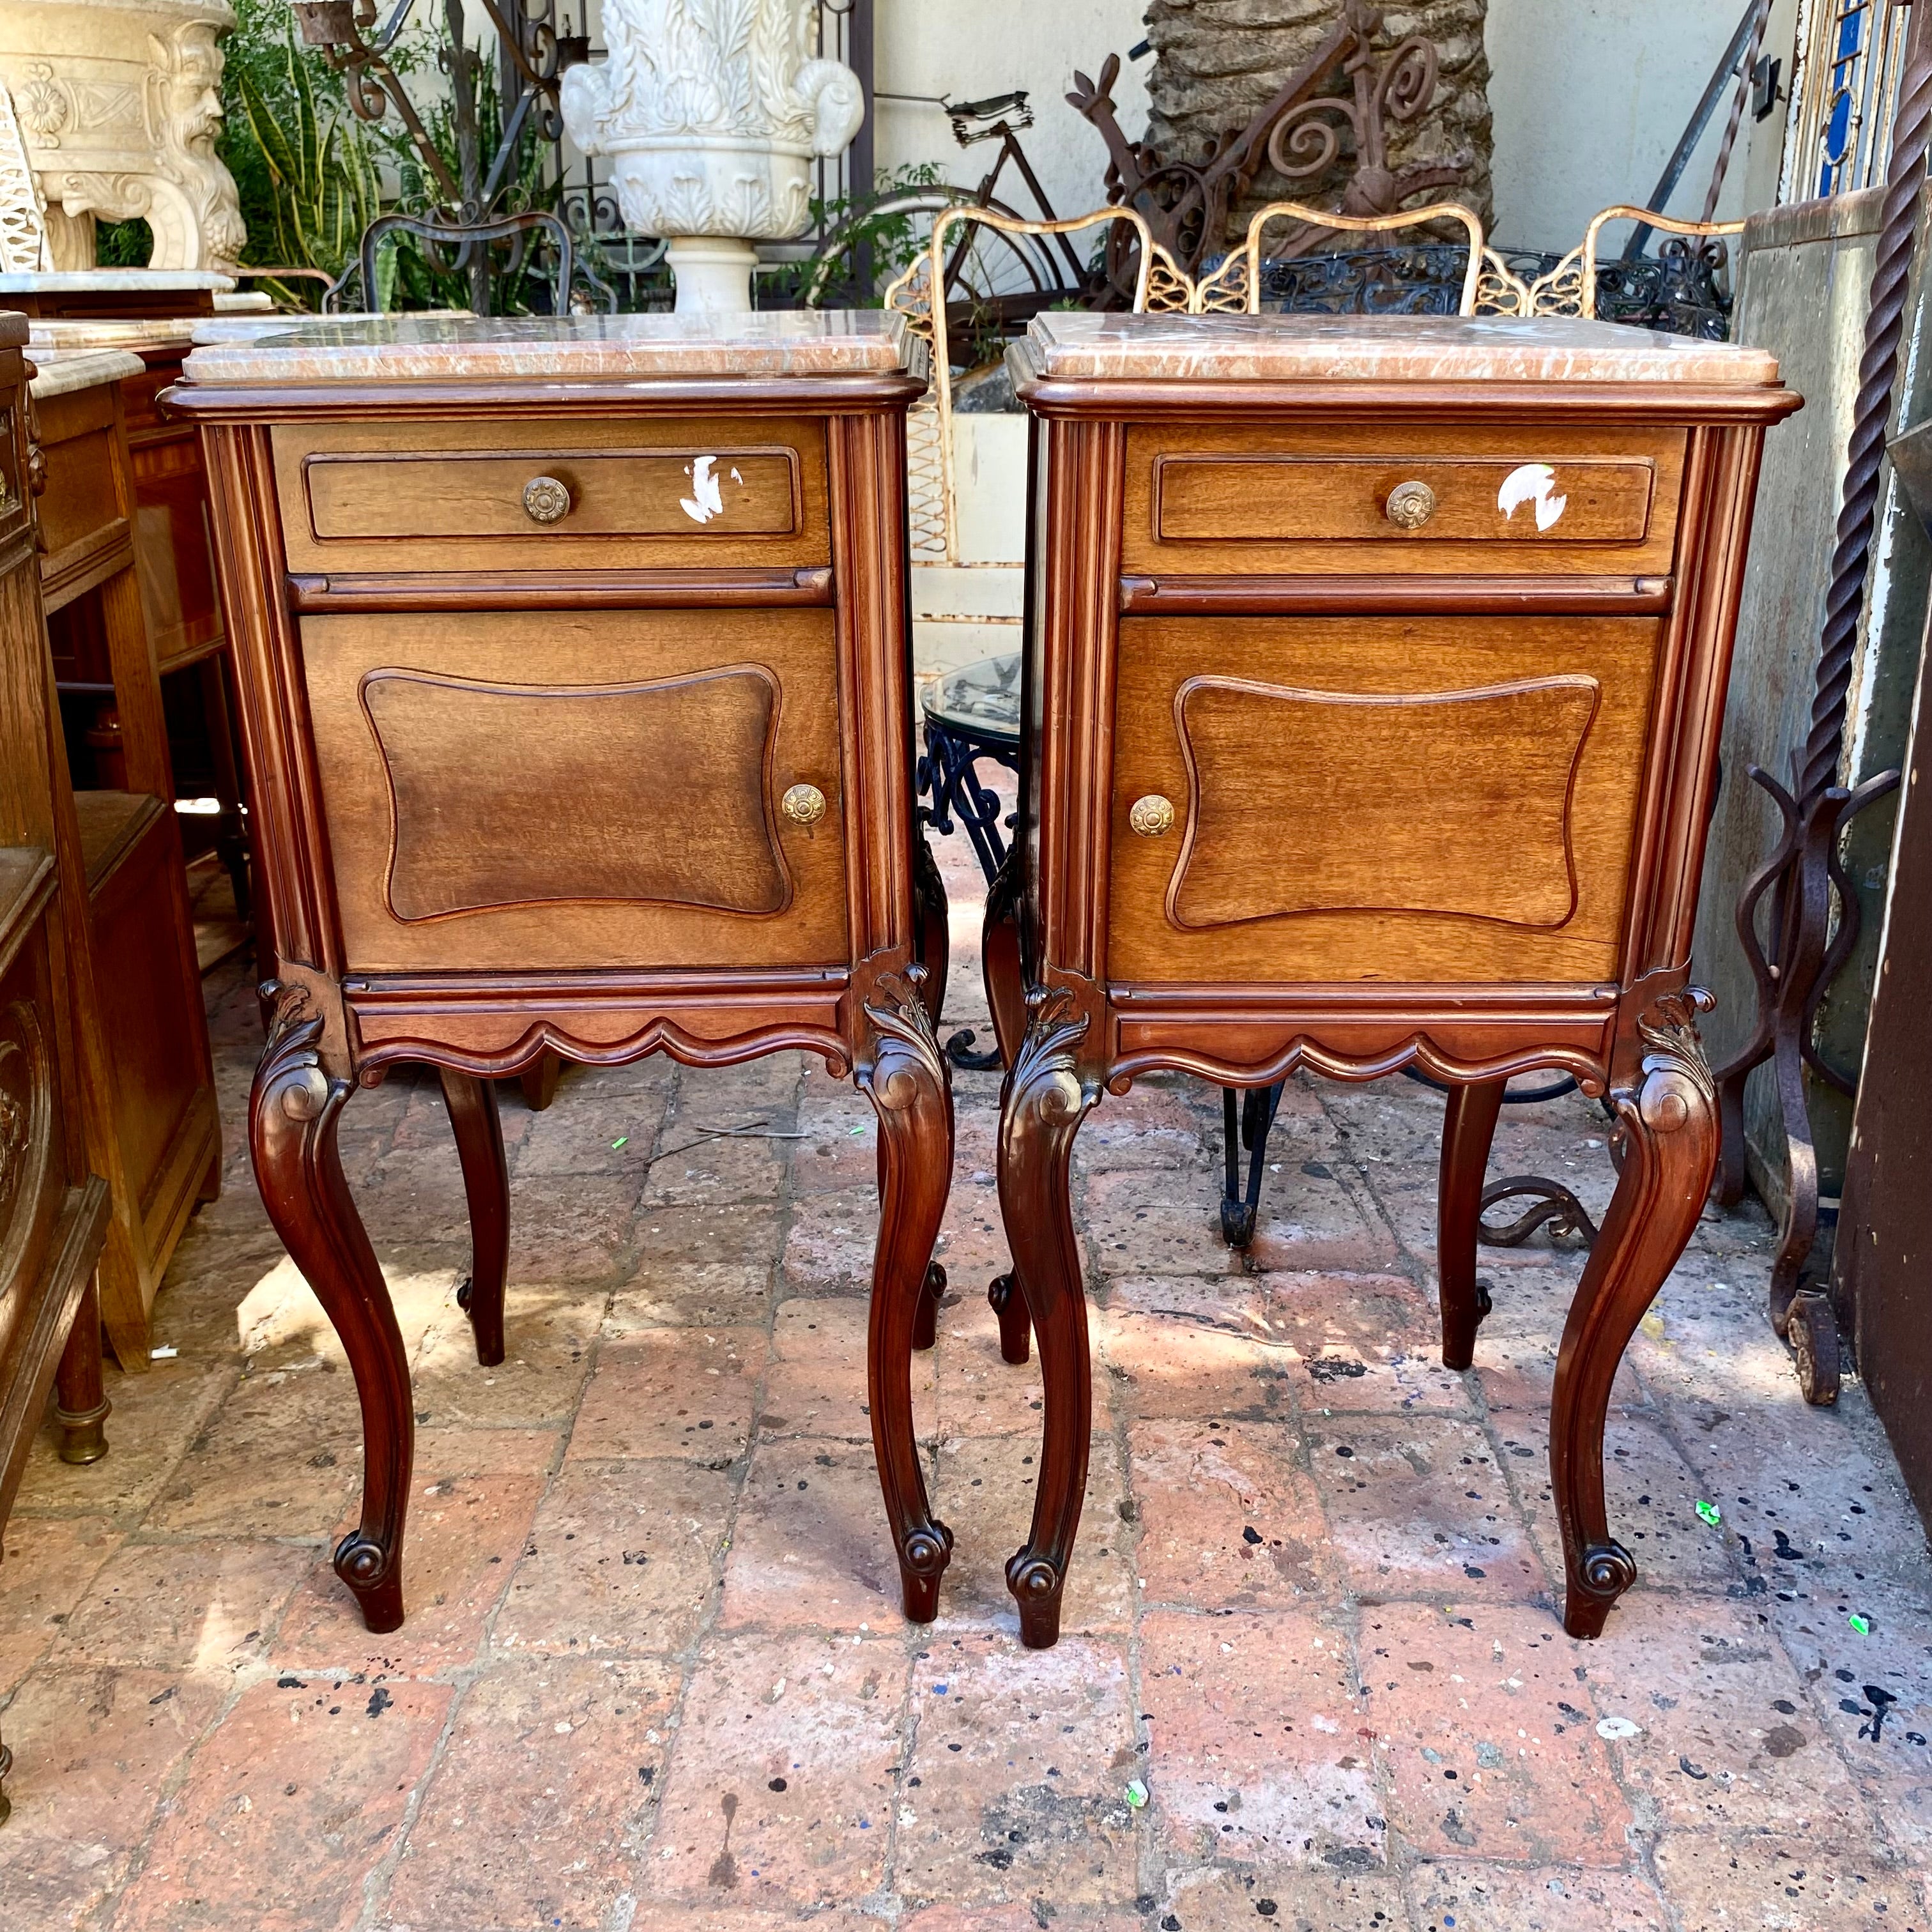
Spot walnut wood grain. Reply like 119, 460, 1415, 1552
1108, 614, 1661, 985
1153, 452, 1656, 546
438, 1070, 508, 1368
364, 663, 790, 921
1117, 573, 1676, 616
1167, 671, 1602, 930
303, 607, 848, 974
288, 566, 834, 613
272, 414, 831, 575
1438, 1078, 1505, 1371
28, 352, 220, 1366
250, 981, 411, 1632
1124, 421, 1685, 578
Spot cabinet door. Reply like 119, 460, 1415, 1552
303, 606, 849, 972
1107, 613, 1663, 986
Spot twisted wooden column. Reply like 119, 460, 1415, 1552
1713, 0, 1932, 1323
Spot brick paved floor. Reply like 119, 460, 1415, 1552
4, 834, 1931, 1931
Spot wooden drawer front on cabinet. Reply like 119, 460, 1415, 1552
1107, 614, 1663, 986
273, 416, 829, 574
302, 606, 850, 972
1124, 424, 1684, 578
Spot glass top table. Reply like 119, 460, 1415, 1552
923, 650, 1021, 750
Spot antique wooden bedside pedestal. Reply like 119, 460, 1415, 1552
168, 313, 958, 1633
989, 311, 1799, 1648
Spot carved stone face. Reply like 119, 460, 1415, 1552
165, 31, 226, 150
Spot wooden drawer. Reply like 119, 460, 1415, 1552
1123, 422, 1685, 578
302, 606, 850, 973
1107, 613, 1663, 986
273, 416, 831, 575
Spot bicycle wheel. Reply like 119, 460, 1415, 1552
805, 189, 1065, 349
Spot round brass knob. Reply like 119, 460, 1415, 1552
781, 782, 827, 826
522, 475, 572, 525
1384, 480, 1438, 531
1128, 793, 1176, 838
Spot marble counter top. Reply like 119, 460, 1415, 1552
26, 306, 459, 354
180, 310, 916, 385
28, 346, 147, 399
1022, 311, 1783, 386
0, 269, 238, 295
187, 308, 471, 346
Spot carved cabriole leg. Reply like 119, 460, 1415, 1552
439, 1069, 509, 1369
1437, 1078, 1505, 1372
1552, 992, 1718, 1638
999, 988, 1100, 1649
981, 852, 1032, 1364
252, 982, 411, 1634
912, 836, 950, 1034
855, 966, 955, 1621
54, 1276, 111, 1464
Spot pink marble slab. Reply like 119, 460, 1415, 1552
180, 310, 916, 386
1023, 311, 1782, 387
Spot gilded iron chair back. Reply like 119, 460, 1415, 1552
886, 205, 1158, 564
1520, 204, 1746, 319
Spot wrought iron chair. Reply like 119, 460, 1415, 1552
326, 209, 617, 317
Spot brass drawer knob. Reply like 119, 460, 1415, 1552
781, 782, 827, 825
1129, 793, 1176, 838
522, 475, 572, 524
1384, 480, 1437, 531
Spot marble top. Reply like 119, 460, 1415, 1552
187, 308, 471, 346
180, 310, 917, 385
0, 269, 238, 295
1022, 312, 1783, 386
27, 305, 459, 353
28, 346, 147, 399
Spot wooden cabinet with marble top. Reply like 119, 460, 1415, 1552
166, 311, 958, 1634
986, 310, 1801, 1646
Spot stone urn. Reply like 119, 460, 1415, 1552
560, 0, 864, 316
0, 0, 244, 272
